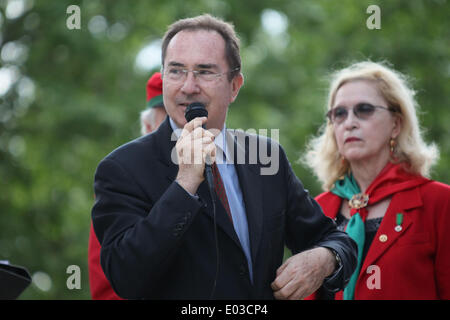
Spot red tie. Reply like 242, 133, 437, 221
211, 163, 233, 225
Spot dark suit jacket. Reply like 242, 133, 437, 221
92, 117, 357, 299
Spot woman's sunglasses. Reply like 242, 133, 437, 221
327, 103, 398, 124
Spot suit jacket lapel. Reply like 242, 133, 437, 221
231, 130, 264, 265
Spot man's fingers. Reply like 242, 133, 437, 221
276, 258, 289, 277
271, 256, 309, 300
271, 263, 290, 292
203, 129, 215, 139
192, 126, 204, 139
176, 130, 216, 166
203, 142, 216, 165
201, 136, 213, 144
180, 117, 207, 139
272, 270, 308, 300
273, 281, 297, 300
286, 283, 307, 300
272, 249, 331, 300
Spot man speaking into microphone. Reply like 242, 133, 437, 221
91, 14, 357, 300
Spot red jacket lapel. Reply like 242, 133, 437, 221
358, 187, 424, 279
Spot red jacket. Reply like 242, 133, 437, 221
88, 223, 123, 300
314, 180, 450, 299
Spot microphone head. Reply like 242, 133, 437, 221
185, 102, 208, 122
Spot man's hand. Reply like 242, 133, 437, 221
175, 117, 216, 195
271, 247, 336, 300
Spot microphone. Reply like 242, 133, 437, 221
184, 102, 208, 123
184, 102, 214, 193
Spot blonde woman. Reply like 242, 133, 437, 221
304, 61, 450, 299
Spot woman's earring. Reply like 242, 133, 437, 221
390, 138, 396, 155
339, 156, 350, 178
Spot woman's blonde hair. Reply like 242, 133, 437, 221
303, 61, 439, 191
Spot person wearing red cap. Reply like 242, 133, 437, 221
140, 72, 167, 135
88, 72, 166, 300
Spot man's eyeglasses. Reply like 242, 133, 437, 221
163, 67, 240, 83
326, 103, 398, 124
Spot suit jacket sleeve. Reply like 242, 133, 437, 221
280, 146, 357, 292
92, 157, 205, 299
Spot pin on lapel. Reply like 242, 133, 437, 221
395, 213, 403, 232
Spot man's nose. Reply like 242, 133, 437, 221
181, 72, 201, 95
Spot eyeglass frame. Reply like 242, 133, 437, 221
161, 66, 240, 83
326, 102, 399, 124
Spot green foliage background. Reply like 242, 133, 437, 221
1, 0, 448, 299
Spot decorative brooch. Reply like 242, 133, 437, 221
348, 193, 369, 209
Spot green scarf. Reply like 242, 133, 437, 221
331, 174, 364, 300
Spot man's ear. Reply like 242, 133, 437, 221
230, 73, 244, 103
145, 122, 153, 134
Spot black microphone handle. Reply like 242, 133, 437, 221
204, 149, 215, 196
205, 163, 214, 193
201, 123, 215, 194
185, 103, 214, 193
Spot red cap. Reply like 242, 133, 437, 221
146, 72, 163, 108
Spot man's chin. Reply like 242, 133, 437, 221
172, 116, 187, 129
